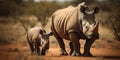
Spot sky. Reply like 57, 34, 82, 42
34, 0, 72, 2
34, 0, 108, 2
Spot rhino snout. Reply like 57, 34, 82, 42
87, 32, 99, 39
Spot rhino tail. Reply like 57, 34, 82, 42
26, 33, 30, 44
51, 15, 55, 33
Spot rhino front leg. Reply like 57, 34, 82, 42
69, 32, 81, 56
41, 41, 49, 55
83, 39, 95, 57
35, 44, 40, 56
41, 47, 46, 55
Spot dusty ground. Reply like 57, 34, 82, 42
0, 40, 120, 60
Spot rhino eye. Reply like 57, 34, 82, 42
86, 26, 88, 29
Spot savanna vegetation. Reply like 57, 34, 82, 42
0, 0, 71, 43
0, 0, 120, 42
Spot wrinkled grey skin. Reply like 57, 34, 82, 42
51, 2, 99, 56
27, 26, 52, 55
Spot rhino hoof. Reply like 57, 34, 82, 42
60, 51, 68, 56
41, 52, 46, 55
30, 52, 34, 55
71, 52, 81, 56
37, 53, 40, 56
83, 52, 93, 57
69, 51, 73, 56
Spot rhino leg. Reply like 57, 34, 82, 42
35, 44, 40, 56
54, 34, 68, 55
69, 42, 73, 55
41, 47, 46, 55
69, 32, 81, 56
28, 42, 34, 55
56, 37, 68, 55
83, 39, 95, 57
51, 26, 68, 55
41, 47, 48, 55
41, 41, 49, 55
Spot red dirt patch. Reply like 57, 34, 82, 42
0, 43, 120, 60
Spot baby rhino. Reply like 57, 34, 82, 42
27, 26, 52, 55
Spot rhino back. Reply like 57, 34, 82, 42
27, 27, 41, 43
52, 6, 83, 40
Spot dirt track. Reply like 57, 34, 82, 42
0, 43, 120, 60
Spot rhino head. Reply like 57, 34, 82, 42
80, 6, 99, 39
39, 30, 52, 47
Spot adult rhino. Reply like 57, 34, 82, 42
27, 26, 52, 55
51, 2, 99, 56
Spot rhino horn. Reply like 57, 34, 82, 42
93, 21, 99, 32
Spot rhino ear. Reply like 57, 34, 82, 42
80, 6, 86, 13
39, 30, 43, 34
80, 6, 88, 14
93, 7, 99, 14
